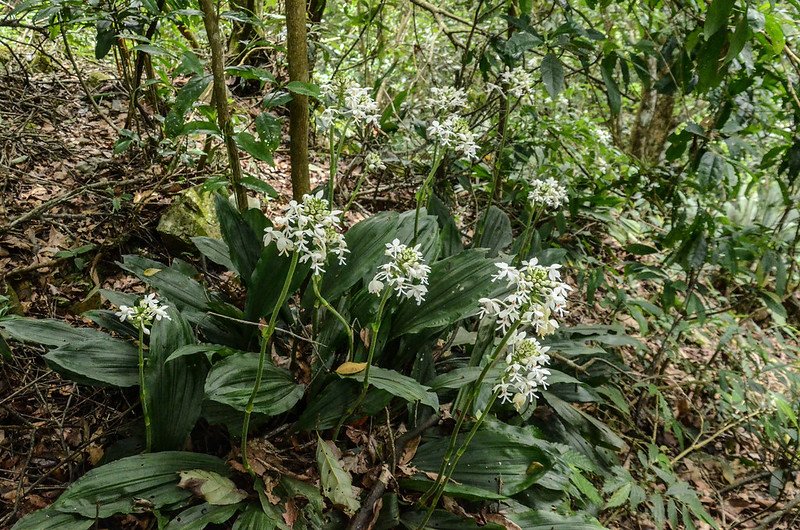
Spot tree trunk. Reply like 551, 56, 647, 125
629, 58, 678, 164
199, 0, 248, 212
286, 0, 311, 200
229, 0, 257, 57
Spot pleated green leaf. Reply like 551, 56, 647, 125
204, 352, 304, 415
51, 452, 229, 518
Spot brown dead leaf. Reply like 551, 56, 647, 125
399, 436, 420, 466
486, 513, 523, 530
336, 361, 367, 375
86, 444, 104, 466
283, 498, 299, 527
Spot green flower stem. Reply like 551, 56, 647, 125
515, 207, 542, 266
333, 289, 391, 439
241, 252, 300, 475
418, 320, 521, 506
413, 146, 442, 242
417, 389, 501, 530
312, 275, 354, 360
137, 325, 152, 452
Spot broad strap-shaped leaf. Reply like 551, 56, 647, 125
400, 510, 505, 529
412, 430, 551, 496
119, 255, 219, 314
0, 317, 104, 347
477, 206, 512, 257
392, 250, 505, 336
44, 338, 138, 387
245, 244, 310, 321
429, 194, 463, 259
192, 236, 235, 272
316, 435, 360, 515
317, 211, 401, 302
339, 365, 438, 409
204, 352, 304, 415
215, 194, 262, 286
12, 508, 92, 530
232, 503, 286, 530
165, 73, 211, 138
51, 452, 229, 518
164, 503, 240, 530
505, 510, 606, 529
296, 378, 392, 431
146, 307, 207, 451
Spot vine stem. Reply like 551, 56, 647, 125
333, 289, 391, 439
241, 252, 300, 475
413, 147, 442, 242
137, 326, 152, 452
418, 320, 521, 506
312, 275, 354, 360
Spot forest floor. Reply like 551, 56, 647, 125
0, 68, 797, 529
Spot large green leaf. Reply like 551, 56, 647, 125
232, 503, 283, 530
192, 236, 235, 272
541, 52, 565, 98
477, 206, 512, 257
245, 244, 310, 321
505, 510, 605, 529
165, 503, 240, 530
412, 430, 551, 496
316, 435, 360, 515
147, 308, 206, 451
51, 452, 229, 518
704, 0, 735, 40
0, 317, 103, 347
296, 378, 392, 431
215, 195, 262, 286
317, 211, 401, 301
204, 352, 304, 415
165, 74, 212, 138
12, 509, 91, 530
119, 255, 218, 314
44, 338, 138, 387
400, 510, 504, 529
392, 250, 504, 336
340, 365, 438, 409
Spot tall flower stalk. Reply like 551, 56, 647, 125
241, 251, 299, 474
115, 294, 171, 452
334, 239, 431, 438
417, 259, 571, 526
517, 177, 568, 263
241, 192, 349, 473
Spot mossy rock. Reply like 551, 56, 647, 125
157, 186, 222, 250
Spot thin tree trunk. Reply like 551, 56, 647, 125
286, 0, 311, 200
199, 0, 248, 212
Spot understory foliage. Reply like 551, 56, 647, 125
1, 0, 800, 529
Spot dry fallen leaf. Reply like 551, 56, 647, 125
336, 361, 367, 375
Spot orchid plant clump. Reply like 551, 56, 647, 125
336, 238, 431, 437
240, 191, 351, 473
